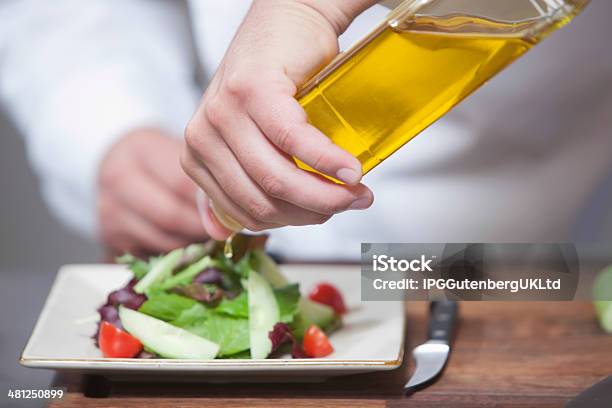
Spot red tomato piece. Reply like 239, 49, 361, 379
303, 324, 334, 358
308, 282, 347, 314
98, 321, 143, 358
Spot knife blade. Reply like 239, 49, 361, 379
404, 300, 458, 394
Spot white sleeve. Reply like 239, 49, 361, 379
0, 0, 200, 237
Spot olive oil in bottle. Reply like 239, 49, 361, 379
296, 8, 585, 177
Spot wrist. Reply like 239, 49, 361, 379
290, 0, 379, 34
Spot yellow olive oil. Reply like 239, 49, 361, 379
296, 13, 576, 176
223, 233, 234, 259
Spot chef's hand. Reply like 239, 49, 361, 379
99, 130, 206, 257
182, 0, 377, 240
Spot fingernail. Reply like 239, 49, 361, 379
348, 197, 372, 210
336, 167, 362, 185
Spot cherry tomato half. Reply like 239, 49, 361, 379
98, 321, 143, 358
308, 282, 347, 314
303, 324, 334, 358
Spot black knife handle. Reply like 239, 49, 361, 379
428, 300, 458, 343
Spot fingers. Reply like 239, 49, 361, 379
99, 193, 192, 256
182, 149, 280, 236
139, 135, 200, 205
183, 143, 320, 234
112, 167, 205, 240
191, 96, 374, 216
245, 79, 363, 185
184, 117, 343, 230
98, 130, 209, 256
197, 190, 241, 241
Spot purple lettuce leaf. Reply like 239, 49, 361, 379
93, 278, 147, 347
170, 283, 224, 307
98, 305, 121, 329
106, 278, 146, 310
268, 322, 308, 359
193, 268, 224, 285
136, 350, 158, 359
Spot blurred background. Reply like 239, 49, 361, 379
0, 110, 100, 268
1, 1, 612, 406
0, 109, 100, 407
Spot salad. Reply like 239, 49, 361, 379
94, 234, 346, 360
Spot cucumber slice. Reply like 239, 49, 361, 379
134, 248, 184, 294
157, 256, 213, 290
248, 270, 279, 359
595, 302, 612, 333
119, 306, 219, 359
292, 298, 336, 338
593, 266, 612, 333
252, 250, 288, 288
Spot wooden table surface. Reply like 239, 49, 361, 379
48, 301, 612, 408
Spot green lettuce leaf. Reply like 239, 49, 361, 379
594, 266, 612, 333
273, 284, 300, 324
235, 252, 256, 279
171, 303, 211, 326
224, 350, 251, 359
185, 313, 250, 356
116, 253, 158, 280
216, 292, 249, 318
138, 293, 197, 321
172, 303, 249, 356
212, 283, 298, 322
158, 256, 215, 290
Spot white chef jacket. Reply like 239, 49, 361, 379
1, 0, 611, 261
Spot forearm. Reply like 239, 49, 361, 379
300, 0, 380, 33
254, 0, 379, 35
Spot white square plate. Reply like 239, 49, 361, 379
21, 264, 404, 381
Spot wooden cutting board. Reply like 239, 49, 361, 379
48, 301, 612, 407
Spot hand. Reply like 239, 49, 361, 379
182, 0, 377, 240
99, 130, 206, 257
